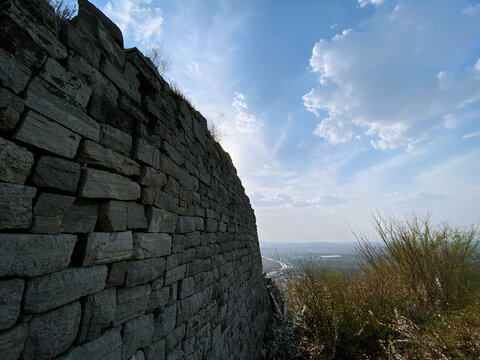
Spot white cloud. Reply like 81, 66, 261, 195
187, 61, 202, 76
358, 0, 385, 8
463, 131, 480, 139
232, 92, 261, 132
103, 0, 163, 43
304, 0, 480, 149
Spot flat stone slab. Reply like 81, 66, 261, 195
32, 155, 81, 192
0, 182, 36, 229
146, 207, 178, 233
78, 168, 141, 200
61, 200, 98, 233
0, 88, 25, 132
125, 258, 166, 287
24, 302, 81, 360
0, 234, 77, 277
0, 47, 31, 94
0, 279, 25, 331
133, 233, 172, 259
121, 314, 154, 360
0, 137, 34, 185
115, 284, 151, 325
31, 193, 75, 234
0, 323, 27, 360
82, 231, 133, 266
14, 110, 81, 159
100, 123, 132, 156
78, 140, 140, 177
24, 265, 108, 313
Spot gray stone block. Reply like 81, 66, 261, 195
164, 265, 186, 286
128, 202, 147, 229
179, 277, 195, 300
24, 78, 100, 141
0, 234, 76, 277
165, 347, 184, 360
0, 323, 27, 360
3, 0, 67, 60
82, 231, 133, 266
57, 327, 121, 360
0, 182, 36, 229
61, 200, 98, 233
146, 207, 177, 233
100, 123, 133, 156
125, 258, 166, 287
121, 314, 154, 360
115, 284, 151, 325
144, 339, 165, 360
0, 279, 24, 331
0, 88, 25, 132
78, 140, 140, 177
177, 216, 197, 234
98, 200, 128, 232
166, 253, 182, 271
32, 156, 81, 192
0, 47, 31, 93
24, 302, 81, 360
79, 168, 141, 200
129, 350, 146, 360
31, 193, 75, 234
14, 110, 81, 158
177, 293, 203, 325
133, 138, 160, 168
181, 249, 196, 265
101, 57, 141, 105
165, 324, 185, 352
78, 288, 116, 343
0, 137, 33, 184
106, 261, 127, 287
153, 303, 177, 341
179, 170, 199, 192
138, 166, 167, 188
24, 265, 107, 313
148, 281, 169, 312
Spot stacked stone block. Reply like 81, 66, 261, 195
0, 0, 270, 359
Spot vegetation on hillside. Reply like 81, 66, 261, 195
278, 213, 479, 359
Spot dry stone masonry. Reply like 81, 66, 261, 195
0, 0, 271, 359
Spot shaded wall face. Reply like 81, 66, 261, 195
0, 1, 270, 359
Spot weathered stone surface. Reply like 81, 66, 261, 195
139, 166, 167, 188
78, 140, 140, 176
147, 207, 178, 233
39, 57, 92, 109
106, 260, 127, 287
0, 323, 27, 360
83, 231, 133, 266
145, 339, 165, 360
0, 279, 24, 331
179, 277, 195, 300
148, 280, 169, 312
32, 156, 81, 192
0, 234, 76, 277
128, 202, 147, 229
129, 350, 146, 360
0, 47, 31, 93
25, 78, 100, 141
165, 324, 185, 352
177, 293, 203, 325
98, 200, 127, 232
125, 258, 166, 287
115, 284, 151, 325
2, 0, 67, 60
164, 265, 187, 286
57, 327, 122, 360
122, 314, 155, 360
142, 188, 178, 212
0, 183, 36, 229
166, 348, 184, 360
0, 137, 33, 184
134, 139, 160, 168
101, 57, 140, 104
0, 88, 25, 132
177, 217, 197, 234
166, 253, 182, 271
133, 233, 172, 259
61, 200, 98, 233
24, 302, 81, 360
179, 170, 199, 192
79, 168, 141, 200
14, 110, 81, 158
153, 303, 177, 341
78, 288, 116, 343
24, 265, 108, 313
31, 193, 75, 234
100, 123, 132, 156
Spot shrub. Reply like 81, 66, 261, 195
288, 213, 480, 359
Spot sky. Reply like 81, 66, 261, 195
88, 0, 480, 243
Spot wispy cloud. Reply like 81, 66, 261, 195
232, 92, 261, 132
463, 131, 480, 139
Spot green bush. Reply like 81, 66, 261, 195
288, 213, 480, 359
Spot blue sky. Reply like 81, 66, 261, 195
90, 0, 480, 242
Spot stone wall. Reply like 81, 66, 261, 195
0, 1, 270, 359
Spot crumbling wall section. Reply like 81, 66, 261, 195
0, 1, 270, 359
